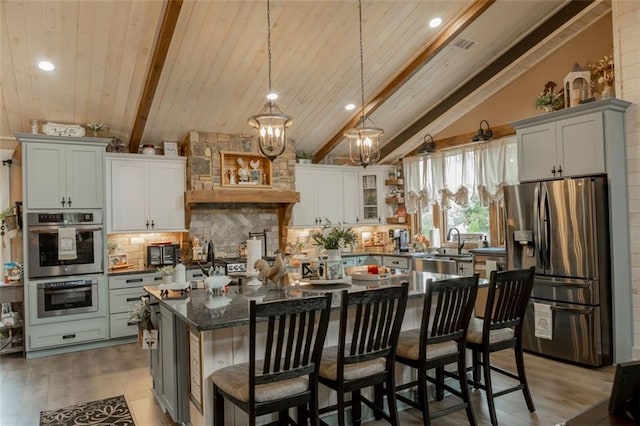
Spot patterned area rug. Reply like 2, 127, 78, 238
39, 395, 135, 426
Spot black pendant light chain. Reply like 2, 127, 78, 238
267, 0, 272, 96
358, 0, 366, 128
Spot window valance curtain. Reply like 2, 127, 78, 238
403, 136, 518, 214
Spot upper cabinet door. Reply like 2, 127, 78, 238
24, 142, 105, 209
517, 122, 557, 182
342, 170, 359, 224
109, 160, 148, 232
314, 169, 343, 225
555, 112, 605, 178
25, 144, 67, 209
107, 156, 187, 233
292, 167, 317, 226
148, 161, 186, 231
65, 145, 104, 208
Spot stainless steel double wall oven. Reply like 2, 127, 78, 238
27, 211, 104, 320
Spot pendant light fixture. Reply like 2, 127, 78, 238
248, 0, 293, 162
345, 0, 382, 168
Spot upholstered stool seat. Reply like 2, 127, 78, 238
466, 317, 514, 345
211, 361, 309, 403
319, 346, 386, 381
396, 329, 458, 361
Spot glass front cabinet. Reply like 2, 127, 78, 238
357, 167, 393, 224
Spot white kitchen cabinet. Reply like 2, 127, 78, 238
514, 108, 605, 182
342, 170, 359, 224
107, 154, 186, 233
17, 134, 108, 209
357, 167, 394, 224
292, 165, 344, 226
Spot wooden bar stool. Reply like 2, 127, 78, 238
318, 283, 409, 426
465, 267, 536, 425
211, 294, 332, 426
395, 275, 479, 425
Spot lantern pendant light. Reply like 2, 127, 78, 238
345, 0, 382, 168
248, 0, 293, 162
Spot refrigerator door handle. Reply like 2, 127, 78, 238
533, 185, 544, 266
542, 185, 551, 269
549, 305, 594, 315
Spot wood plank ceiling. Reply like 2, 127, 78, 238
0, 0, 611, 163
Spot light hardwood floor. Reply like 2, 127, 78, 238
0, 343, 614, 426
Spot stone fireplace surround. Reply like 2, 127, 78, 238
181, 130, 296, 257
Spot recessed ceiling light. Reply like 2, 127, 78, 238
345, 104, 356, 111
267, 92, 278, 101
429, 18, 442, 28
38, 61, 55, 71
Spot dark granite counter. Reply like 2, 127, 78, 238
145, 270, 483, 332
108, 263, 212, 276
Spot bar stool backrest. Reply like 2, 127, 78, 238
421, 275, 479, 352
249, 294, 333, 401
338, 283, 409, 374
483, 267, 535, 340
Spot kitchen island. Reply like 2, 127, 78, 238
145, 271, 476, 425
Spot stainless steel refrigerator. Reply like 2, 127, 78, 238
504, 176, 612, 367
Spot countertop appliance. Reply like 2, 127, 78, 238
390, 229, 410, 253
146, 243, 181, 267
504, 176, 611, 366
27, 211, 104, 279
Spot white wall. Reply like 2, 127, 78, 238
612, 0, 640, 360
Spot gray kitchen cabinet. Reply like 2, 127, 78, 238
150, 304, 178, 421
513, 102, 619, 182
107, 154, 186, 233
17, 134, 107, 209
108, 272, 162, 338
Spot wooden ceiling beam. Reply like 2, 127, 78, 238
312, 0, 495, 164
379, 0, 594, 161
129, 0, 183, 153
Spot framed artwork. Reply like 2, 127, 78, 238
163, 141, 179, 156
324, 260, 344, 280
249, 169, 262, 184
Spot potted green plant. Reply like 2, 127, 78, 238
296, 151, 313, 164
535, 81, 564, 112
158, 265, 175, 284
312, 220, 358, 260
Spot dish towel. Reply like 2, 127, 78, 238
58, 227, 78, 260
534, 302, 553, 340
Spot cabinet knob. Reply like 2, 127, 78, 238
551, 166, 556, 176
151, 220, 155, 229
378, 216, 381, 223
146, 220, 150, 229
61, 197, 66, 207
67, 197, 72, 207
557, 165, 563, 176
356, 217, 359, 224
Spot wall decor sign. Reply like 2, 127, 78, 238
42, 122, 86, 137
163, 141, 179, 156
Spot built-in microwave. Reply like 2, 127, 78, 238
27, 212, 104, 279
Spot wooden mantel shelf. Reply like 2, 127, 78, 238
185, 189, 299, 204
185, 189, 300, 250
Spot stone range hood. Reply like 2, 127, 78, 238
185, 188, 300, 250
182, 131, 299, 252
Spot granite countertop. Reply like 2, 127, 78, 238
108, 263, 212, 276
145, 270, 485, 332
468, 247, 506, 256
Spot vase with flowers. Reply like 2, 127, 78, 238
158, 265, 175, 284
535, 81, 564, 112
589, 54, 614, 98
312, 220, 358, 260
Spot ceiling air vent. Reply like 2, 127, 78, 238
452, 37, 476, 50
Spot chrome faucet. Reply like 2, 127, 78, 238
447, 227, 465, 255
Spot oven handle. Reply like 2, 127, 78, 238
42, 286, 92, 294
28, 226, 103, 233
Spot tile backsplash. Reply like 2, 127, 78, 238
107, 232, 185, 269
